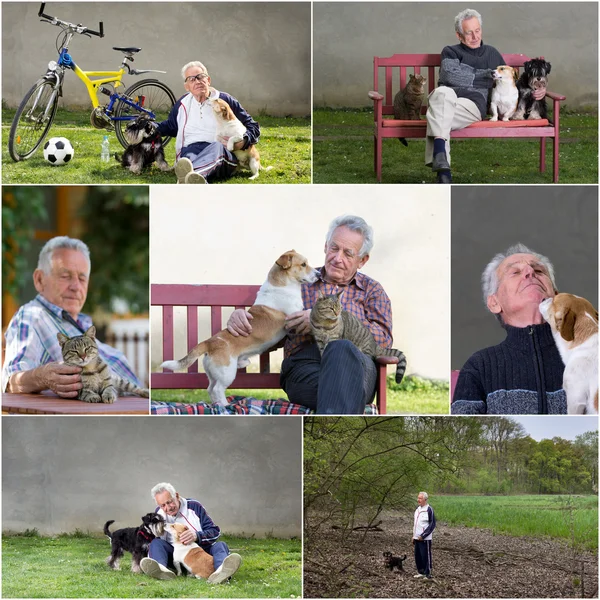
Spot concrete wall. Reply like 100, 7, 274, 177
314, 2, 598, 108
2, 2, 311, 116
150, 185, 450, 381
451, 186, 598, 369
2, 417, 302, 537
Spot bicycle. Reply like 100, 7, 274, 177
8, 3, 177, 162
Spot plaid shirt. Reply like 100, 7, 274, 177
2, 294, 141, 391
284, 267, 394, 358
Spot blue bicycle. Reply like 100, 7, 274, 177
9, 3, 177, 161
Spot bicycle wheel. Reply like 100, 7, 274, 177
114, 79, 176, 149
8, 78, 60, 161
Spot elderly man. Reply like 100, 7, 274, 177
452, 243, 566, 414
413, 491, 436, 580
425, 8, 545, 184
140, 482, 242, 584
228, 215, 396, 414
2, 236, 141, 396
158, 61, 260, 184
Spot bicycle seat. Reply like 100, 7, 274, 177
113, 47, 142, 53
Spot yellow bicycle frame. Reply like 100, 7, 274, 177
72, 64, 126, 108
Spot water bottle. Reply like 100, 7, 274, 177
101, 135, 110, 163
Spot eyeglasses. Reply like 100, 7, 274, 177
184, 74, 208, 83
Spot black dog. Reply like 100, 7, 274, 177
383, 551, 407, 572
514, 58, 551, 121
104, 512, 165, 572
116, 115, 171, 174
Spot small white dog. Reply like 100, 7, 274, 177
490, 65, 519, 122
539, 293, 598, 414
160, 250, 317, 405
211, 98, 273, 180
165, 523, 215, 579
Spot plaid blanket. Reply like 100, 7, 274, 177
151, 396, 379, 415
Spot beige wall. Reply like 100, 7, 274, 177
2, 2, 311, 116
150, 185, 450, 380
314, 2, 598, 108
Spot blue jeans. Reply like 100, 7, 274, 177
149, 538, 230, 571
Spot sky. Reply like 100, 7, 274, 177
510, 416, 597, 441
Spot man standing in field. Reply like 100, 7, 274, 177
413, 491, 436, 579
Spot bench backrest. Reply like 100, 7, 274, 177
151, 283, 281, 390
374, 53, 533, 116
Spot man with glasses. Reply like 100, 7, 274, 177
2, 236, 141, 396
141, 482, 242, 584
158, 61, 260, 184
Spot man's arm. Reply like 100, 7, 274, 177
450, 357, 487, 414
438, 46, 494, 90
157, 96, 184, 139
6, 363, 82, 397
363, 285, 393, 348
420, 506, 436, 538
187, 500, 221, 545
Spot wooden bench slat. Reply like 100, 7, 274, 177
187, 305, 199, 373
162, 306, 174, 362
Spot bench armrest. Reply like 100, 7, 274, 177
545, 90, 566, 102
376, 356, 399, 365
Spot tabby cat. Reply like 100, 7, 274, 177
57, 326, 149, 402
310, 291, 407, 383
393, 73, 426, 147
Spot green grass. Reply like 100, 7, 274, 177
151, 375, 449, 414
1, 109, 310, 184
1, 532, 301, 598
313, 107, 598, 184
433, 495, 598, 551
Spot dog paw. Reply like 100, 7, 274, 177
489, 116, 498, 122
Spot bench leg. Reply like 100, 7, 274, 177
553, 136, 559, 183
539, 138, 546, 173
374, 135, 383, 183
375, 362, 387, 414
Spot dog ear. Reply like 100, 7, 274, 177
512, 67, 518, 83
545, 61, 551, 75
557, 308, 576, 341
276, 252, 294, 270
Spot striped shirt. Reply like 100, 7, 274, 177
2, 294, 141, 391
284, 267, 394, 358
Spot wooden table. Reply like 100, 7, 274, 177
2, 392, 149, 415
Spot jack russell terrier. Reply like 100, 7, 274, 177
165, 523, 215, 579
211, 98, 273, 180
490, 65, 519, 122
160, 250, 317, 405
539, 293, 598, 414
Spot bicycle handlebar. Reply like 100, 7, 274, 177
38, 3, 104, 38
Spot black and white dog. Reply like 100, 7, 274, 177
513, 58, 551, 120
116, 115, 171, 174
104, 513, 165, 572
383, 551, 407, 572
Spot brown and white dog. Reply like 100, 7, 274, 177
160, 250, 317, 405
539, 293, 598, 414
166, 523, 215, 579
211, 98, 273, 180
490, 65, 519, 122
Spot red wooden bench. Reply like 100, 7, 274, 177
369, 53, 566, 183
152, 284, 394, 413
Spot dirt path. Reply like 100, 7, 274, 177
304, 514, 598, 598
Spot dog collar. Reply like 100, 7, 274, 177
138, 529, 153, 541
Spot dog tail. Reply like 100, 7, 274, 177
114, 152, 122, 163
160, 341, 209, 372
104, 520, 115, 538
261, 165, 274, 172
398, 138, 408, 147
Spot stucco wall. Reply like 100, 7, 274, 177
2, 2, 311, 116
2, 417, 302, 537
314, 2, 598, 108
150, 185, 450, 381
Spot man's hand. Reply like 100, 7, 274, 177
533, 88, 546, 101
179, 528, 197, 545
7, 362, 82, 397
227, 309, 253, 337
285, 309, 312, 335
232, 140, 246, 151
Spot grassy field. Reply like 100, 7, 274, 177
313, 107, 598, 184
2, 109, 311, 184
1, 532, 301, 598
151, 375, 449, 414
434, 495, 598, 551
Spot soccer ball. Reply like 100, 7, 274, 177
43, 137, 74, 165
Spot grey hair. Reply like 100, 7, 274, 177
482, 243, 557, 309
151, 482, 177, 501
419, 491, 429, 500
181, 61, 208, 80
37, 236, 91, 275
455, 8, 482, 34
326, 215, 374, 258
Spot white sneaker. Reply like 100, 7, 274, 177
174, 158, 194, 184
413, 573, 424, 578
208, 553, 242, 584
185, 171, 207, 184
140, 557, 176, 580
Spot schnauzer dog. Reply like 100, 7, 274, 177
116, 115, 171, 174
104, 512, 165, 573
513, 58, 551, 121
383, 551, 407, 572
